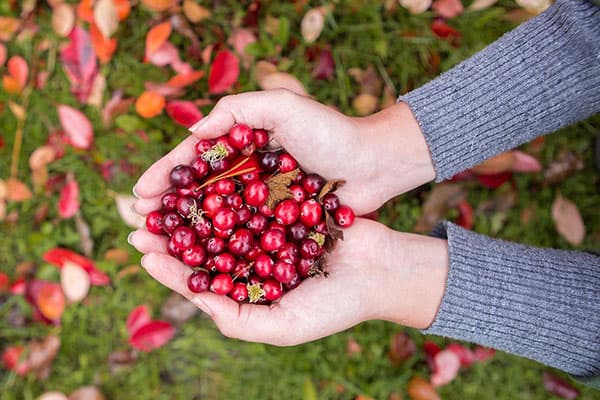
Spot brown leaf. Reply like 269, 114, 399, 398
348, 65, 383, 96
75, 212, 94, 257
6, 177, 32, 202
32, 167, 49, 192
388, 332, 416, 365
52, 3, 75, 37
69, 386, 105, 400
317, 179, 345, 202
352, 94, 378, 116
161, 292, 199, 325
26, 334, 61, 378
407, 376, 441, 400
551, 194, 585, 245
104, 248, 130, 264
265, 169, 300, 209
107, 349, 138, 374
325, 211, 343, 241
543, 151, 584, 185
414, 184, 465, 233
183, 0, 211, 23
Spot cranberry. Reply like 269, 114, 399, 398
293, 170, 304, 184
285, 274, 301, 290
253, 129, 269, 148
334, 205, 355, 227
247, 274, 262, 286
215, 178, 236, 195
226, 193, 244, 210
260, 152, 279, 172
213, 208, 239, 231
228, 228, 254, 256
146, 211, 164, 234
214, 253, 236, 273
176, 182, 202, 199
191, 157, 209, 179
210, 273, 233, 295
230, 282, 249, 302
247, 213, 269, 235
314, 221, 328, 234
176, 196, 197, 218
259, 204, 274, 217
277, 242, 299, 264
274, 199, 300, 225
254, 254, 274, 278
204, 183, 216, 194
204, 257, 215, 272
245, 245, 263, 261
278, 153, 297, 173
269, 221, 286, 232
236, 206, 252, 224
297, 258, 315, 278
202, 194, 224, 218
206, 237, 226, 254
244, 181, 269, 207
213, 226, 234, 239
263, 279, 283, 301
299, 199, 323, 227
195, 139, 214, 155
215, 136, 237, 159
210, 158, 231, 172
302, 173, 325, 195
167, 237, 183, 257
260, 229, 286, 252
239, 170, 260, 184
273, 260, 296, 284
241, 142, 256, 156
163, 212, 184, 234
188, 269, 211, 293
171, 226, 196, 251
228, 124, 255, 150
233, 260, 251, 279
300, 238, 324, 259
322, 193, 340, 212
288, 222, 307, 242
193, 219, 213, 238
290, 185, 307, 203
182, 245, 206, 267
170, 165, 195, 188
161, 193, 178, 211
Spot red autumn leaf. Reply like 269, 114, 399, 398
446, 343, 476, 367
10, 278, 25, 295
312, 49, 335, 80
476, 171, 512, 189
511, 150, 542, 172
543, 372, 580, 399
90, 22, 118, 64
166, 100, 203, 127
431, 18, 461, 46
126, 305, 152, 336
473, 346, 495, 362
423, 340, 442, 371
57, 105, 94, 150
35, 282, 65, 321
102, 90, 135, 126
145, 21, 172, 59
208, 50, 239, 94
147, 42, 181, 67
455, 199, 473, 230
0, 272, 9, 292
115, 0, 132, 21
430, 349, 461, 387
60, 26, 98, 103
58, 174, 80, 219
43, 247, 110, 286
129, 320, 176, 352
1, 346, 29, 376
8, 56, 29, 90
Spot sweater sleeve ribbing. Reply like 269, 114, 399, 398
400, 0, 600, 181
425, 222, 600, 378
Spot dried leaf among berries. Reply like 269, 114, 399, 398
265, 169, 300, 209
325, 211, 344, 242
317, 179, 345, 202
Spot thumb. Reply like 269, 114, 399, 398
188, 89, 298, 138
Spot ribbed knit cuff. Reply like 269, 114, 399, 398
401, 0, 600, 181
425, 221, 600, 377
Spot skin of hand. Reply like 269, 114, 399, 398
130, 88, 448, 345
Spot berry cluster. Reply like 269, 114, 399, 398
145, 124, 355, 304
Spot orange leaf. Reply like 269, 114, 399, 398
36, 283, 65, 321
135, 90, 165, 118
114, 0, 131, 20
146, 21, 172, 58
77, 0, 95, 23
141, 0, 179, 12
0, 17, 20, 42
90, 22, 118, 64
3, 75, 21, 94
167, 70, 205, 88
9, 56, 28, 89
407, 376, 441, 400
6, 177, 32, 202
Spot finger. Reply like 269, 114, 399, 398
128, 229, 168, 254
133, 196, 164, 216
133, 135, 198, 199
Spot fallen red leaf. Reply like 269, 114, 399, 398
432, 0, 464, 18
388, 332, 416, 365
57, 105, 94, 150
1, 346, 29, 376
60, 27, 98, 103
0, 44, 6, 67
476, 171, 512, 189
126, 305, 152, 336
431, 18, 461, 46
90, 22, 118, 64
129, 320, 176, 352
43, 247, 110, 286
430, 349, 461, 387
455, 199, 473, 230
446, 343, 476, 367
166, 100, 203, 127
0, 272, 9, 292
8, 56, 28, 89
543, 372, 580, 399
208, 50, 239, 94
58, 174, 79, 219
77, 0, 95, 23
473, 346, 496, 362
423, 340, 441, 371
10, 278, 25, 295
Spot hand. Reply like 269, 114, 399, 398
133, 89, 435, 216
128, 218, 448, 345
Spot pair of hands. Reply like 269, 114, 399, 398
129, 89, 448, 345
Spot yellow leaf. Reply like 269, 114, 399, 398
183, 0, 211, 23
8, 101, 26, 120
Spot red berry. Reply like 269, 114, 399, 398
297, 258, 315, 278
215, 136, 238, 159
314, 221, 327, 234
273, 260, 296, 284
238, 170, 260, 185
253, 129, 269, 148
263, 279, 283, 301
215, 178, 236, 195
228, 124, 255, 150
288, 222, 307, 242
191, 157, 209, 179
260, 152, 279, 172
146, 211, 164, 234
254, 254, 274, 278
322, 193, 340, 212
285, 274, 301, 290
171, 226, 196, 251
176, 182, 202, 198
247, 213, 269, 235
278, 153, 297, 173
204, 183, 216, 195
161, 193, 178, 211
163, 212, 184, 234
176, 196, 197, 218
202, 194, 224, 218
170, 165, 195, 188
195, 139, 214, 155
225, 193, 244, 210
210, 273, 233, 295
213, 208, 239, 231
245, 245, 263, 261
210, 158, 231, 172
269, 221, 286, 232
230, 282, 248, 302
214, 253, 236, 273
193, 219, 213, 238
334, 205, 355, 227
274, 199, 300, 225
236, 206, 252, 224
233, 260, 251, 279
213, 226, 234, 239
299, 199, 323, 227
206, 237, 226, 254
302, 173, 325, 195
277, 242, 299, 264
228, 228, 254, 256
167, 237, 183, 257
188, 269, 211, 293
259, 204, 274, 217
290, 185, 307, 203
182, 245, 206, 267
260, 229, 286, 252
244, 181, 269, 207
300, 238, 324, 259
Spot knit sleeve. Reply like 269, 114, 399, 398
400, 0, 600, 182
425, 222, 600, 377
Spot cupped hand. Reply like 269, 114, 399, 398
133, 89, 435, 216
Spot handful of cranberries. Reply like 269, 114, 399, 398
145, 124, 355, 304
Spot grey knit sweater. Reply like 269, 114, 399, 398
402, 0, 600, 380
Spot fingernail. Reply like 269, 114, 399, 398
127, 231, 135, 245
132, 185, 140, 198
188, 116, 209, 133
140, 255, 148, 268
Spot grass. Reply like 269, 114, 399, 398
1, 1, 599, 399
